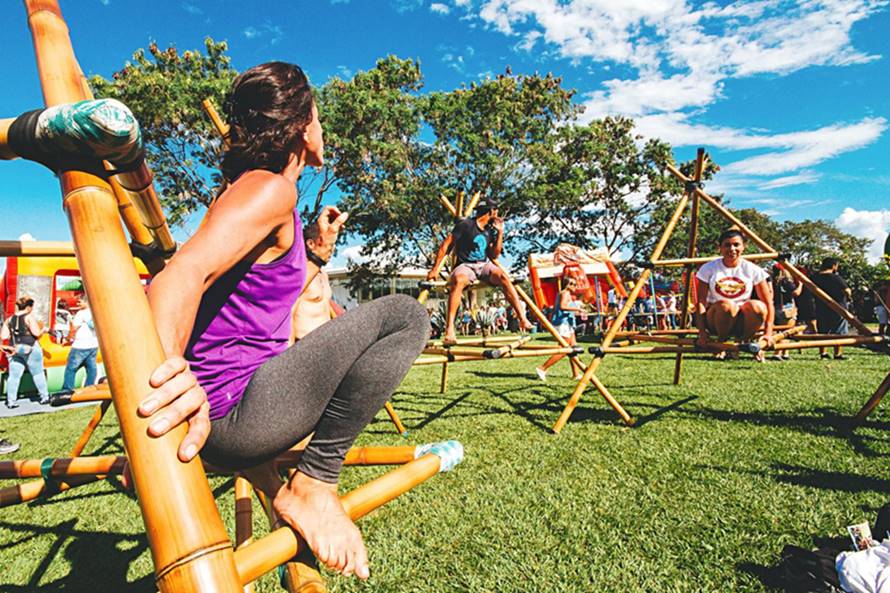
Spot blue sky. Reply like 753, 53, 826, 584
1, 0, 888, 264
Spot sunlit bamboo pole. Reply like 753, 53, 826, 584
553, 191, 691, 432
463, 191, 481, 217
0, 117, 14, 159
413, 353, 481, 365
437, 194, 457, 218
382, 402, 408, 436
603, 345, 694, 355
0, 454, 126, 479
426, 335, 519, 347
852, 371, 890, 427
202, 98, 230, 145
0, 240, 74, 256
233, 453, 448, 585
673, 149, 705, 386
23, 2, 242, 591
655, 252, 778, 267
771, 336, 884, 350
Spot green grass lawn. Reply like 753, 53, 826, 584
0, 340, 887, 592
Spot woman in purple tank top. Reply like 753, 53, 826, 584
137, 62, 429, 581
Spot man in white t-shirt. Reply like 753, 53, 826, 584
694, 229, 774, 360
61, 293, 99, 391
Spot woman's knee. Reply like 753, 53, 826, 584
379, 294, 430, 338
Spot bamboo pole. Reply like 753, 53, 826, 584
0, 117, 14, 159
0, 455, 126, 479
437, 194, 457, 218
413, 353, 481, 366
202, 98, 230, 145
0, 240, 75, 256
484, 335, 532, 358
382, 402, 408, 436
234, 453, 448, 585
852, 371, 890, 427
23, 2, 242, 590
454, 191, 464, 223
771, 336, 885, 350
673, 148, 705, 386
423, 346, 489, 358
603, 345, 695, 355
439, 359, 449, 393
463, 191, 481, 217
654, 253, 778, 267
552, 191, 691, 432
426, 335, 519, 347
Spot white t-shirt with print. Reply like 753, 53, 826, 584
696, 258, 768, 305
71, 308, 99, 349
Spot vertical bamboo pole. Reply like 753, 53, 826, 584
852, 372, 890, 427
463, 191, 481, 217
454, 191, 465, 223
0, 117, 15, 159
233, 475, 255, 593
552, 192, 691, 432
23, 2, 242, 591
439, 359, 449, 393
673, 149, 705, 385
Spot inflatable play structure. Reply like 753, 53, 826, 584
0, 252, 149, 393
528, 243, 627, 327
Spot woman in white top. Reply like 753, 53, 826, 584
694, 229, 774, 360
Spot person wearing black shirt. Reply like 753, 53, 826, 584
427, 198, 533, 345
811, 257, 852, 359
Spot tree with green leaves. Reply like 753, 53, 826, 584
90, 38, 237, 227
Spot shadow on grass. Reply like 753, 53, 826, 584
680, 405, 889, 457
0, 518, 151, 592
700, 462, 889, 494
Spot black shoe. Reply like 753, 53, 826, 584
0, 439, 20, 454
820, 353, 830, 360
39, 398, 50, 405
6, 403, 19, 410
833, 354, 847, 360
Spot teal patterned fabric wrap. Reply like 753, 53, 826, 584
36, 99, 143, 167
414, 440, 464, 473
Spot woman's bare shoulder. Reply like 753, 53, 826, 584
218, 170, 296, 217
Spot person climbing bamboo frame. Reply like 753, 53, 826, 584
694, 228, 774, 362
142, 62, 430, 580
427, 197, 533, 346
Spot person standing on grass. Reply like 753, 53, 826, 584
427, 198, 533, 345
812, 257, 852, 360
536, 277, 584, 382
1, 296, 50, 407
60, 293, 99, 393
694, 229, 774, 362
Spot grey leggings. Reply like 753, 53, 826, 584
203, 294, 429, 482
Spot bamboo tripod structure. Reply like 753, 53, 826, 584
1, 3, 463, 590
552, 148, 887, 433
413, 191, 593, 398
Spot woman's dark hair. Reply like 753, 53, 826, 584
717, 228, 745, 245
221, 62, 315, 181
15, 296, 34, 310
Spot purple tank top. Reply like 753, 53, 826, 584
186, 209, 305, 420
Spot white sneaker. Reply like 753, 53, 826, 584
535, 367, 547, 382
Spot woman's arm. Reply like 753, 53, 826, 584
25, 314, 46, 338
148, 171, 296, 357
141, 171, 296, 461
560, 290, 583, 313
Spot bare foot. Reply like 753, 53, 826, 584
273, 472, 370, 580
442, 327, 458, 346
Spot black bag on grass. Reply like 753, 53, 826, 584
779, 544, 842, 593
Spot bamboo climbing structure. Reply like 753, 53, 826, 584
552, 148, 888, 433
1, 4, 464, 591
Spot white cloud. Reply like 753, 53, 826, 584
341, 245, 368, 264
181, 1, 202, 15
18, 233, 36, 242
835, 207, 890, 262
632, 113, 887, 175
757, 171, 821, 189
243, 23, 284, 45
466, 0, 888, 182
431, 3, 451, 15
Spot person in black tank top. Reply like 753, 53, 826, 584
1, 296, 50, 407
